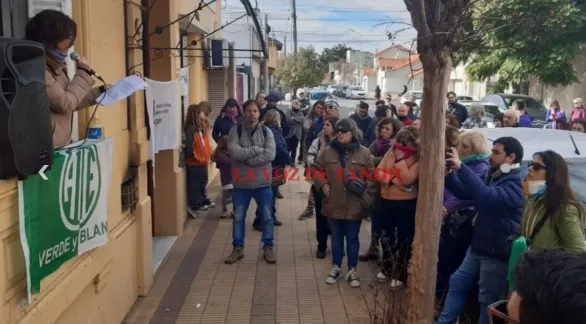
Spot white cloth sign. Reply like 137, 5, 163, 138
145, 78, 180, 159
178, 67, 189, 96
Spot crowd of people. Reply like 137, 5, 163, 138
182, 90, 586, 324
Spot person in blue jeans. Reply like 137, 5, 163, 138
438, 137, 525, 324
312, 118, 375, 288
225, 99, 277, 265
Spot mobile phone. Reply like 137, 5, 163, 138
445, 146, 454, 169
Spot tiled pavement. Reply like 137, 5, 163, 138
123, 175, 385, 324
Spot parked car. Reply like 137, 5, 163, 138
459, 100, 505, 128
471, 127, 586, 206
337, 85, 349, 98
345, 86, 367, 100
308, 90, 332, 108
482, 93, 548, 128
271, 86, 291, 100
400, 90, 423, 106
456, 95, 474, 101
327, 85, 337, 95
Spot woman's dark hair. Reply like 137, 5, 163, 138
534, 150, 585, 228
221, 98, 241, 114
514, 249, 586, 324
494, 112, 504, 124
211, 136, 228, 161
25, 9, 77, 50
447, 115, 460, 129
376, 117, 402, 138
375, 100, 385, 106
323, 116, 339, 140
572, 119, 586, 132
242, 99, 259, 112
446, 125, 460, 148
313, 99, 325, 110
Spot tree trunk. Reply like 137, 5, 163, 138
406, 50, 453, 324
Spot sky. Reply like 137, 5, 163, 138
220, 0, 417, 55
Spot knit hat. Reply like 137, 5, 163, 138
325, 99, 339, 109
335, 118, 363, 144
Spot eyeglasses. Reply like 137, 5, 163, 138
327, 106, 337, 110
488, 300, 519, 324
528, 161, 546, 171
336, 128, 349, 134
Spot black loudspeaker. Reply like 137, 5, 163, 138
0, 38, 53, 180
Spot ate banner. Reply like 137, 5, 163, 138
18, 138, 113, 302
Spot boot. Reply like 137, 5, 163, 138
225, 247, 244, 264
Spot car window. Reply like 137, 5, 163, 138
484, 104, 501, 116
412, 92, 423, 99
310, 92, 329, 100
525, 99, 547, 119
483, 95, 505, 108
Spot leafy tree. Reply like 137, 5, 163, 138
319, 44, 352, 72
274, 46, 324, 89
457, 0, 586, 91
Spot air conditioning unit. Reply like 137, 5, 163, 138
209, 39, 230, 69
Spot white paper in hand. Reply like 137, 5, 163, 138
96, 75, 147, 106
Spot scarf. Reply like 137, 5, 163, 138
394, 142, 416, 159
330, 139, 360, 166
222, 107, 239, 124
461, 153, 489, 164
375, 136, 393, 155
51, 49, 68, 61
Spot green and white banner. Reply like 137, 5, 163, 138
18, 138, 113, 302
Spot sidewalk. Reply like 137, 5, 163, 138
123, 174, 381, 324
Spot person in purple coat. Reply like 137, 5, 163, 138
437, 131, 490, 298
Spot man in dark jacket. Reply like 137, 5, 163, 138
446, 91, 469, 125
350, 101, 372, 146
437, 137, 525, 324
364, 105, 388, 146
261, 93, 290, 138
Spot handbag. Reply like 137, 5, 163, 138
339, 156, 367, 197
271, 165, 287, 187
445, 208, 476, 239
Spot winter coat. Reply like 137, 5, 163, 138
443, 157, 490, 214
445, 165, 525, 261
285, 107, 305, 139
212, 115, 243, 142
266, 123, 292, 167
350, 113, 373, 146
214, 150, 233, 187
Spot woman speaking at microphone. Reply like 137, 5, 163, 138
25, 9, 106, 148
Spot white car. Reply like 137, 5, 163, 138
346, 86, 366, 99
327, 85, 337, 95
470, 128, 586, 208
400, 90, 423, 106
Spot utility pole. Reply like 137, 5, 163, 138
291, 0, 298, 54
263, 13, 270, 94
284, 35, 287, 56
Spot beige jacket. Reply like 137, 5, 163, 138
312, 145, 376, 220
46, 62, 100, 148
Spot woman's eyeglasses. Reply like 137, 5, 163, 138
528, 161, 546, 171
336, 128, 349, 134
488, 300, 518, 324
326, 105, 337, 110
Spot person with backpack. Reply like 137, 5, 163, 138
225, 99, 277, 265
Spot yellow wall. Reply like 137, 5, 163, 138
269, 43, 278, 69
0, 0, 154, 323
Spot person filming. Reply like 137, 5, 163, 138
25, 9, 107, 148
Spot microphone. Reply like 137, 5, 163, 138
69, 52, 105, 82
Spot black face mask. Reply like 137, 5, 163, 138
266, 103, 276, 110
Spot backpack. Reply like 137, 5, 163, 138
236, 123, 268, 139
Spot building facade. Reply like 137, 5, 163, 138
0, 0, 233, 323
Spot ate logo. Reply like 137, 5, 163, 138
58, 145, 102, 231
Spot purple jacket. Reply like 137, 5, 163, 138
214, 150, 233, 186
443, 157, 490, 214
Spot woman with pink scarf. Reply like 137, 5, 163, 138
212, 98, 243, 142
545, 100, 568, 129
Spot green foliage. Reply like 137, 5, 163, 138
319, 44, 352, 72
275, 46, 324, 89
457, 0, 586, 88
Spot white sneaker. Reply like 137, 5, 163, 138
221, 211, 228, 218
346, 268, 360, 288
199, 205, 209, 211
326, 266, 342, 284
390, 279, 404, 288
187, 207, 198, 218
376, 272, 388, 282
